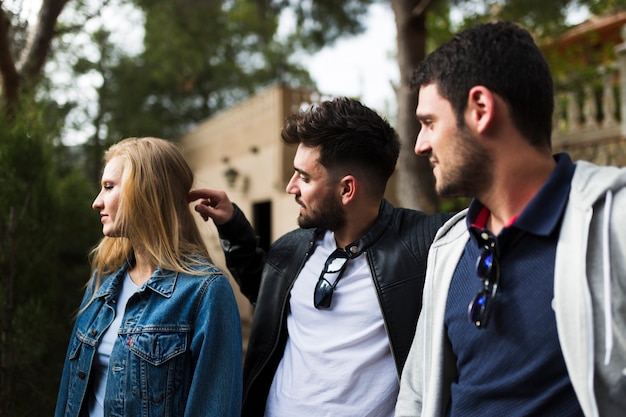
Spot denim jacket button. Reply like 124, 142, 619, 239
91, 329, 97, 336
78, 371, 86, 379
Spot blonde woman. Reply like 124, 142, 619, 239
55, 137, 242, 417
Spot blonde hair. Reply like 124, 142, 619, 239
89, 137, 212, 291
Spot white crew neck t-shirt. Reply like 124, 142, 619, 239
264, 230, 398, 417
88, 271, 140, 417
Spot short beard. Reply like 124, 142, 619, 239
297, 194, 346, 231
437, 125, 493, 198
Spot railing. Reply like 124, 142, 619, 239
552, 26, 626, 149
552, 65, 622, 147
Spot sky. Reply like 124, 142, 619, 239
298, 3, 399, 116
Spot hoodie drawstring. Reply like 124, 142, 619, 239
602, 190, 614, 365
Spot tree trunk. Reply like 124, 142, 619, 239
18, 0, 70, 82
0, 0, 69, 119
0, 7, 21, 119
390, 0, 439, 213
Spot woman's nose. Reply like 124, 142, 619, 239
92, 193, 103, 210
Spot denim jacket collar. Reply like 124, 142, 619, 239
145, 268, 177, 298
94, 263, 178, 300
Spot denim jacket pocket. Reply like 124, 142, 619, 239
70, 329, 97, 370
62, 330, 98, 416
127, 328, 190, 404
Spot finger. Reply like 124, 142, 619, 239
188, 189, 211, 203
194, 204, 210, 221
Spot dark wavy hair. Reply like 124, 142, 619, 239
411, 21, 554, 150
281, 97, 400, 198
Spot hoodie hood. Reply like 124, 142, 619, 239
570, 160, 626, 208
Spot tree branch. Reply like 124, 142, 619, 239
0, 5, 21, 114
411, 0, 433, 17
18, 0, 70, 86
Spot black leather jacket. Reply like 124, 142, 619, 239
216, 200, 452, 416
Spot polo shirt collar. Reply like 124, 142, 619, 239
466, 152, 576, 243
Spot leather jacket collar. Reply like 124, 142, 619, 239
315, 199, 393, 258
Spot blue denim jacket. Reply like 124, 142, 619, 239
55, 262, 242, 417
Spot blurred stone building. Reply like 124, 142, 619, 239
545, 11, 626, 166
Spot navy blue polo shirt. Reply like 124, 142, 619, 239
444, 153, 584, 416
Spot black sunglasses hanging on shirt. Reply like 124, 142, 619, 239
468, 229, 500, 328
314, 248, 351, 309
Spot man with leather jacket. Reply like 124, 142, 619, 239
189, 97, 452, 416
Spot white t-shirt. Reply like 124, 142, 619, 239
264, 231, 398, 417
88, 272, 140, 417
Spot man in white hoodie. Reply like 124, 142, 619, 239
395, 21, 626, 417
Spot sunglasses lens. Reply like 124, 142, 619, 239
326, 256, 348, 273
468, 289, 490, 328
476, 250, 494, 279
314, 279, 333, 309
470, 233, 500, 328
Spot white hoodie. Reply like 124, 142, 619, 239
395, 160, 626, 417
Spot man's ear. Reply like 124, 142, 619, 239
466, 86, 495, 134
339, 175, 357, 205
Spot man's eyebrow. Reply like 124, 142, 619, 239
415, 112, 432, 122
294, 167, 309, 177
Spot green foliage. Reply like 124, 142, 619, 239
85, 0, 294, 140
440, 196, 471, 213
0, 98, 100, 415
449, 0, 626, 38
426, 0, 455, 52
585, 0, 626, 15
448, 0, 571, 35
283, 0, 377, 50
63, 0, 378, 143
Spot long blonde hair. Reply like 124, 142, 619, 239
89, 137, 212, 291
